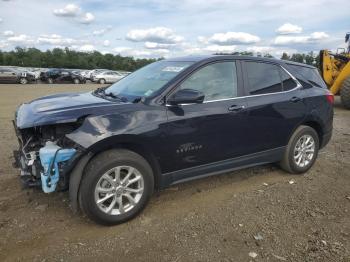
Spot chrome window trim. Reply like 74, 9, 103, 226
165, 64, 302, 107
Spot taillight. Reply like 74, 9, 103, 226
326, 92, 334, 105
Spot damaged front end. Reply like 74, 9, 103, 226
13, 120, 84, 193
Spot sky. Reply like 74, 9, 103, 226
0, 0, 349, 58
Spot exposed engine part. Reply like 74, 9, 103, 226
39, 141, 76, 193
13, 121, 83, 192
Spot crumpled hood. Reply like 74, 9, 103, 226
16, 91, 124, 129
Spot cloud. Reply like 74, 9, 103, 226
37, 34, 91, 48
37, 34, 77, 45
0, 40, 8, 49
126, 27, 184, 44
276, 23, 303, 34
103, 40, 110, 47
205, 32, 261, 45
53, 4, 94, 24
113, 46, 169, 58
3, 30, 14, 36
144, 41, 176, 49
309, 32, 329, 40
53, 4, 80, 17
7, 34, 34, 45
274, 31, 329, 45
246, 46, 277, 53
204, 45, 237, 53
79, 44, 95, 52
93, 26, 112, 36
80, 12, 95, 24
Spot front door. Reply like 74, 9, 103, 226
163, 61, 249, 177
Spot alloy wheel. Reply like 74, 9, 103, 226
293, 134, 315, 168
94, 166, 144, 215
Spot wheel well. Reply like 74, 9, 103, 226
86, 142, 161, 190
302, 121, 324, 145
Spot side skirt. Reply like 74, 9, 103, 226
159, 147, 285, 188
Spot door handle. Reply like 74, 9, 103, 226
290, 96, 301, 103
228, 105, 245, 112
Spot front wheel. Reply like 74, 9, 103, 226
47, 78, 54, 84
19, 78, 28, 84
280, 125, 319, 174
73, 78, 80, 84
79, 149, 154, 225
99, 78, 106, 84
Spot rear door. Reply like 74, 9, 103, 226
241, 60, 306, 153
163, 60, 249, 175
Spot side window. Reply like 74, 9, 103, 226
280, 69, 297, 91
245, 62, 282, 95
179, 61, 238, 101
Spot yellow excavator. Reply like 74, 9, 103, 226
320, 32, 350, 109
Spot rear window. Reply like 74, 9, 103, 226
287, 64, 326, 88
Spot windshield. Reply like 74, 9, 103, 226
105, 60, 194, 101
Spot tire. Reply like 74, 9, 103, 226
280, 125, 319, 174
47, 78, 53, 84
73, 78, 80, 84
19, 78, 28, 84
99, 78, 106, 84
340, 77, 350, 109
79, 149, 154, 225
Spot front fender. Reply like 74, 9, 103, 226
65, 108, 167, 149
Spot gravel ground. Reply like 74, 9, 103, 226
0, 84, 349, 262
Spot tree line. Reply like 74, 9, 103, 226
0, 47, 320, 71
0, 47, 158, 71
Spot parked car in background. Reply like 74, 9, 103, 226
92, 70, 125, 84
40, 69, 86, 84
88, 69, 108, 81
24, 68, 42, 80
0, 67, 36, 84
13, 55, 333, 225
118, 70, 131, 77
79, 70, 91, 79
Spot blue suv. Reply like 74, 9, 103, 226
13, 55, 333, 225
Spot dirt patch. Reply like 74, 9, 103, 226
0, 84, 349, 261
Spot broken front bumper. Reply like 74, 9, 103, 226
12, 120, 42, 188
12, 120, 78, 193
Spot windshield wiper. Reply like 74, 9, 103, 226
104, 91, 128, 102
94, 87, 127, 102
132, 97, 143, 103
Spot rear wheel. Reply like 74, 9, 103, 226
47, 78, 53, 84
73, 78, 80, 84
79, 149, 154, 225
340, 77, 350, 109
280, 125, 319, 174
99, 78, 106, 84
19, 78, 28, 84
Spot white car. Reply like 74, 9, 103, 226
92, 71, 125, 84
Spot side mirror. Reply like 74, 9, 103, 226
167, 89, 205, 105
